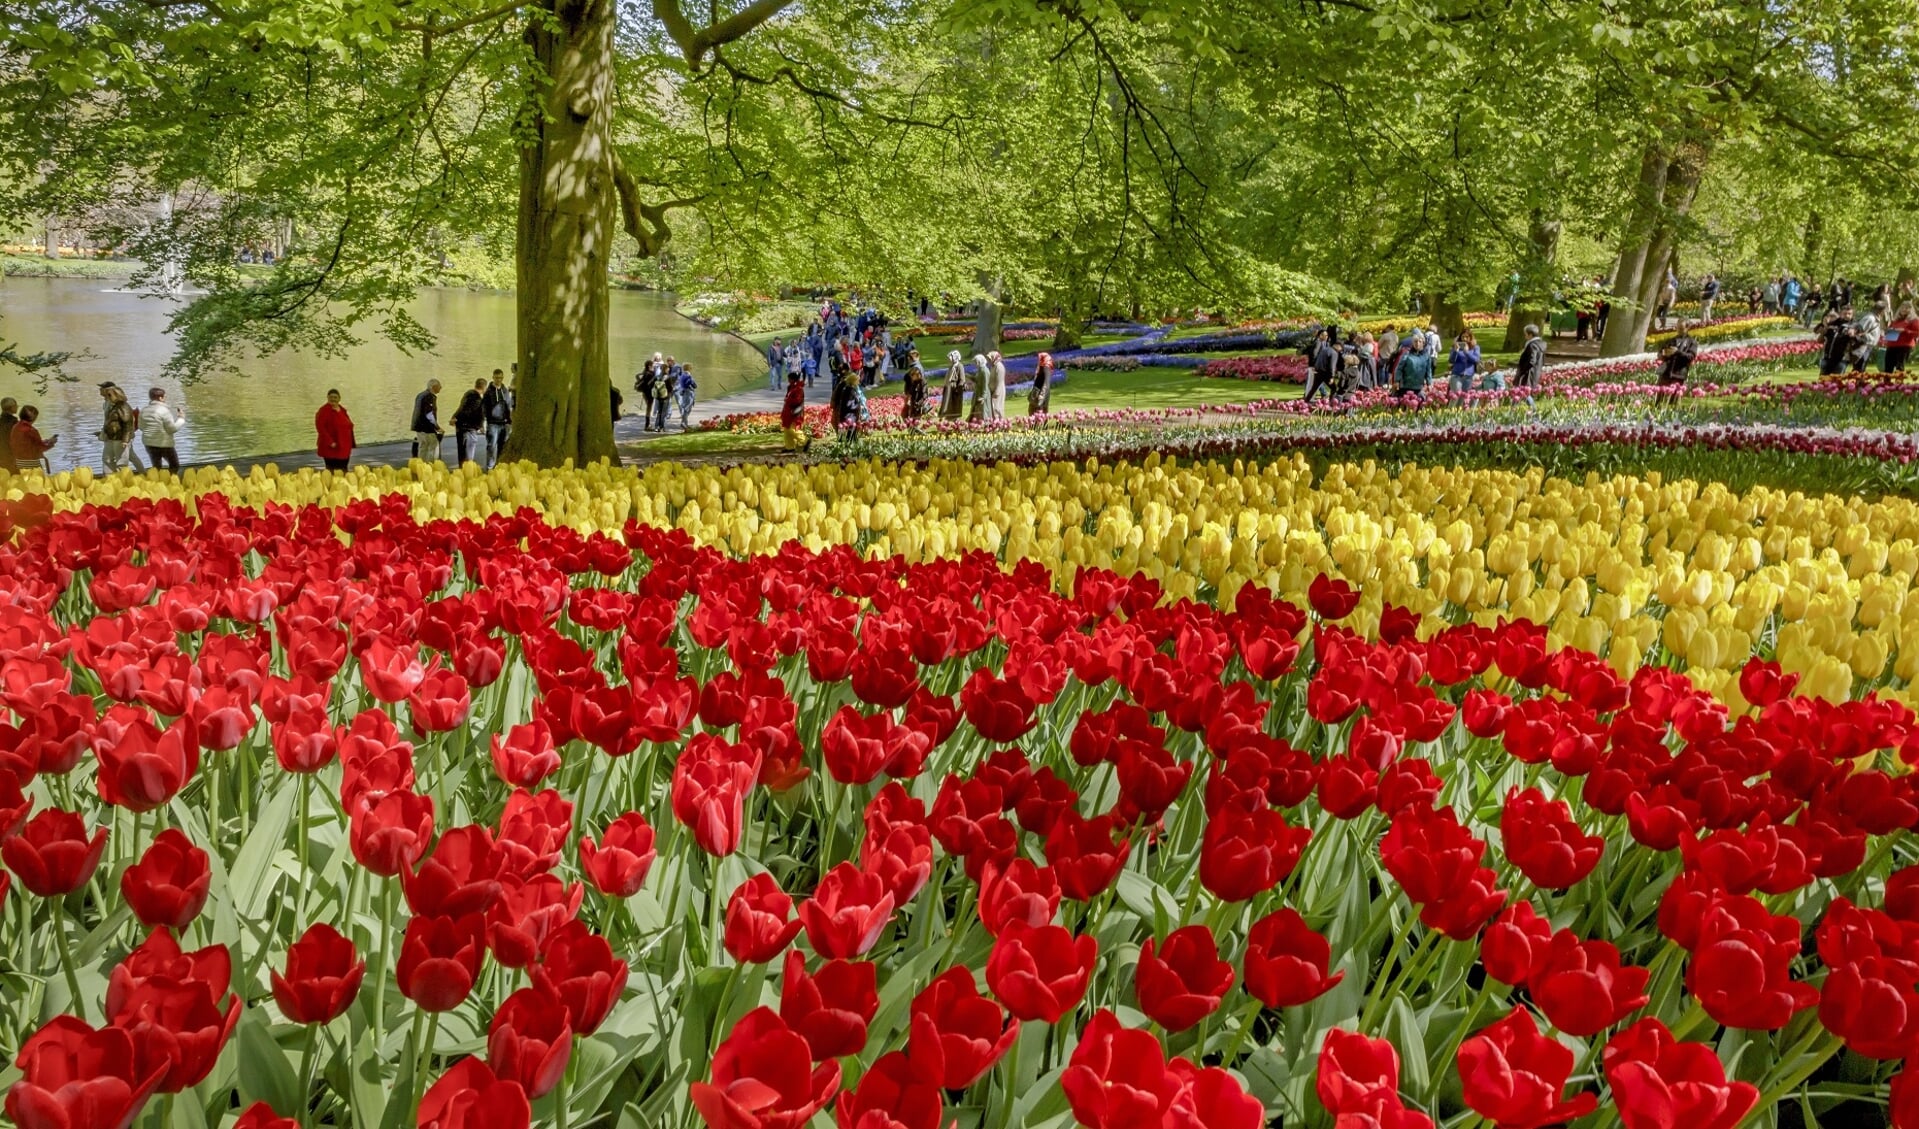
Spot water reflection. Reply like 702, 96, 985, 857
0, 277, 762, 469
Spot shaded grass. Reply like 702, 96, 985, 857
623, 429, 786, 460
870, 368, 1306, 411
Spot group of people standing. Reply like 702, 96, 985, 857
633, 355, 698, 432
1816, 299, 1919, 376
399, 369, 515, 470
0, 382, 185, 476
1302, 324, 1543, 404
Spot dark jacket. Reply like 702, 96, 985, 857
1514, 338, 1546, 387
483, 385, 513, 425
0, 412, 16, 471
452, 390, 486, 432
411, 389, 440, 433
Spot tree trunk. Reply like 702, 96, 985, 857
1502, 210, 1561, 351
1802, 210, 1825, 283
43, 215, 58, 259
1598, 147, 1670, 357
504, 0, 619, 469
1600, 142, 1706, 356
972, 274, 1003, 357
1433, 295, 1466, 341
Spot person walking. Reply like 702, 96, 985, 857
780, 370, 811, 451
1699, 272, 1721, 321
483, 369, 514, 467
452, 379, 487, 464
1447, 331, 1480, 394
1302, 329, 1337, 404
676, 363, 697, 429
1656, 268, 1678, 329
767, 337, 786, 390
830, 366, 861, 442
97, 383, 146, 472
141, 388, 183, 471
783, 340, 802, 391
0, 398, 17, 473
412, 379, 444, 463
1883, 303, 1919, 373
652, 361, 673, 431
1028, 352, 1054, 415
1513, 324, 1546, 409
1784, 275, 1803, 317
902, 350, 928, 420
940, 350, 967, 419
1848, 303, 1886, 375
315, 389, 356, 470
10, 405, 57, 470
635, 356, 661, 432
985, 351, 1008, 420
967, 353, 989, 421
1762, 277, 1781, 315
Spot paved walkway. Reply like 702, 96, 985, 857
193, 377, 804, 475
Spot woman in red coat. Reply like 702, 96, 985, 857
315, 389, 356, 470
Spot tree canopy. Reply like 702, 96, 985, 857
3, 0, 1916, 455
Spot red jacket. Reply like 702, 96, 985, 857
780, 381, 806, 428
315, 403, 356, 459
10, 422, 51, 465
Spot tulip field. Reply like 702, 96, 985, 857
0, 450, 1916, 1129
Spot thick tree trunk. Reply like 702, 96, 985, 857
1600, 142, 1705, 356
504, 0, 619, 469
972, 274, 1003, 357
1432, 295, 1466, 341
1502, 211, 1561, 351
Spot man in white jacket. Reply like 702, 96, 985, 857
141, 388, 183, 471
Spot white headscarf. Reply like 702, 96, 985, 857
946, 350, 965, 378
971, 353, 989, 375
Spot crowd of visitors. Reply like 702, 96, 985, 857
401, 367, 518, 470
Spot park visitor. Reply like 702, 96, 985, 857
610, 384, 623, 424
10, 405, 57, 469
1448, 331, 1480, 394
315, 389, 355, 470
1882, 304, 1919, 373
939, 351, 967, 419
1654, 320, 1700, 406
830, 367, 860, 442
453, 378, 487, 464
781, 371, 810, 452
412, 379, 444, 463
0, 398, 17, 472
635, 355, 661, 432
1302, 330, 1336, 403
902, 351, 928, 420
1817, 304, 1854, 375
142, 388, 183, 471
651, 363, 673, 431
1513, 324, 1546, 408
967, 353, 989, 421
1478, 358, 1506, 391
1028, 352, 1053, 415
1655, 268, 1678, 328
1848, 303, 1886, 374
768, 337, 785, 390
782, 341, 802, 390
1699, 272, 1721, 320
985, 351, 1008, 419
676, 364, 697, 429
484, 369, 513, 467
1393, 334, 1434, 398
847, 341, 864, 390
98, 383, 146, 472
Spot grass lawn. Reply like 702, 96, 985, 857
623, 428, 786, 460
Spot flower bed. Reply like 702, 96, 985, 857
1646, 315, 1794, 347
0, 477, 1915, 1129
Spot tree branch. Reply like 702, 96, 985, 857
612, 159, 701, 258
653, 0, 797, 70
394, 0, 528, 36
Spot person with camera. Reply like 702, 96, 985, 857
1447, 330, 1481, 394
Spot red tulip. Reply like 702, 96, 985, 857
487, 987, 573, 1099
691, 1007, 841, 1129
1307, 574, 1360, 619
530, 920, 628, 1035
579, 812, 658, 898
1135, 925, 1234, 1031
905, 967, 1018, 1089
1500, 788, 1603, 891
1602, 1018, 1759, 1129
1481, 902, 1553, 987
408, 667, 472, 733
494, 788, 573, 880
271, 923, 365, 1025
396, 913, 487, 1012
106, 930, 231, 1021
93, 710, 198, 813
1199, 797, 1311, 902
959, 669, 1037, 744
1164, 1060, 1267, 1129
1243, 908, 1343, 1008
271, 707, 339, 774
1457, 1008, 1597, 1128
860, 823, 933, 907
490, 717, 561, 789
1060, 1009, 1182, 1129
799, 863, 896, 960
417, 1056, 532, 1129
358, 638, 425, 703
1316, 1028, 1403, 1115
725, 873, 805, 964
1685, 893, 1817, 1030
119, 829, 210, 930
189, 686, 257, 752
977, 858, 1061, 937
985, 921, 1096, 1023
110, 978, 242, 1093
5, 1016, 166, 1129
1043, 810, 1132, 901
1819, 956, 1919, 1059
3, 807, 109, 897
486, 875, 583, 969
820, 707, 891, 786
350, 789, 435, 878
672, 736, 759, 857
232, 1102, 299, 1129
831, 1050, 943, 1129
779, 950, 879, 1060
1529, 932, 1650, 1037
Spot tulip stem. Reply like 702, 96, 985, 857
296, 779, 311, 928
297, 1024, 319, 1127
555, 1042, 574, 1129
410, 1011, 439, 1117
51, 897, 88, 1023
372, 880, 394, 1034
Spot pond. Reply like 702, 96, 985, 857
0, 276, 764, 470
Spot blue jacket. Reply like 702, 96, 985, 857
1448, 345, 1480, 377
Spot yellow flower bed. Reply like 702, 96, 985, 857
5, 454, 1916, 711
1646, 316, 1794, 347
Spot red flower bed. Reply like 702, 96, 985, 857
0, 494, 1912, 1129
